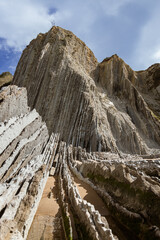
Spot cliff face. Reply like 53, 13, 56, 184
136, 64, 160, 116
1, 27, 160, 240
98, 55, 160, 154
13, 27, 100, 153
14, 27, 160, 154
13, 27, 160, 155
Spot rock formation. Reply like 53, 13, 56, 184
57, 144, 160, 240
134, 64, 160, 117
13, 27, 160, 155
0, 72, 13, 89
0, 26, 160, 240
0, 85, 59, 239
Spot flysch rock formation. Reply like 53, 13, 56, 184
13, 26, 160, 155
0, 85, 59, 239
0, 26, 160, 240
57, 145, 160, 240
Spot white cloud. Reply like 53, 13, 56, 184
0, 0, 131, 52
0, 0, 54, 51
152, 49, 160, 61
99, 0, 131, 16
9, 65, 17, 71
1, 0, 159, 72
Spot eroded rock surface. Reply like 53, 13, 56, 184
0, 86, 160, 240
0, 72, 13, 89
13, 27, 160, 155
1, 27, 160, 240
0, 86, 59, 239
65, 145, 160, 240
27, 141, 159, 240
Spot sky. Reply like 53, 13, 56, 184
0, 0, 160, 74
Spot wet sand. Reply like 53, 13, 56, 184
74, 176, 109, 216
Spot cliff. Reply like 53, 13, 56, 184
13, 27, 160, 155
0, 26, 160, 240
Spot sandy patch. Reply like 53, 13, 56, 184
27, 176, 61, 240
74, 176, 109, 216
36, 176, 59, 216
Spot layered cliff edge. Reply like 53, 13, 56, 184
13, 26, 160, 155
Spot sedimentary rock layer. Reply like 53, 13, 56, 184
13, 26, 160, 155
35, 140, 160, 240
0, 86, 59, 239
0, 86, 159, 240
53, 141, 117, 240
66, 145, 160, 240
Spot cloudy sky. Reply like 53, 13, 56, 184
0, 0, 160, 74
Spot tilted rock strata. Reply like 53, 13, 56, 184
0, 85, 29, 122
42, 141, 160, 240
0, 85, 59, 239
2, 26, 159, 239
53, 141, 117, 240
135, 64, 160, 116
0, 85, 117, 240
13, 27, 160, 155
13, 26, 101, 153
67, 145, 160, 240
99, 55, 160, 153
0, 86, 160, 240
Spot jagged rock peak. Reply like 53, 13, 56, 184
24, 26, 98, 76
102, 54, 121, 62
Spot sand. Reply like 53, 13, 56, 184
27, 176, 62, 240
36, 176, 59, 216
74, 176, 109, 216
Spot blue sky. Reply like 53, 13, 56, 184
0, 0, 160, 74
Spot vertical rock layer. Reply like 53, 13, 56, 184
13, 26, 160, 155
